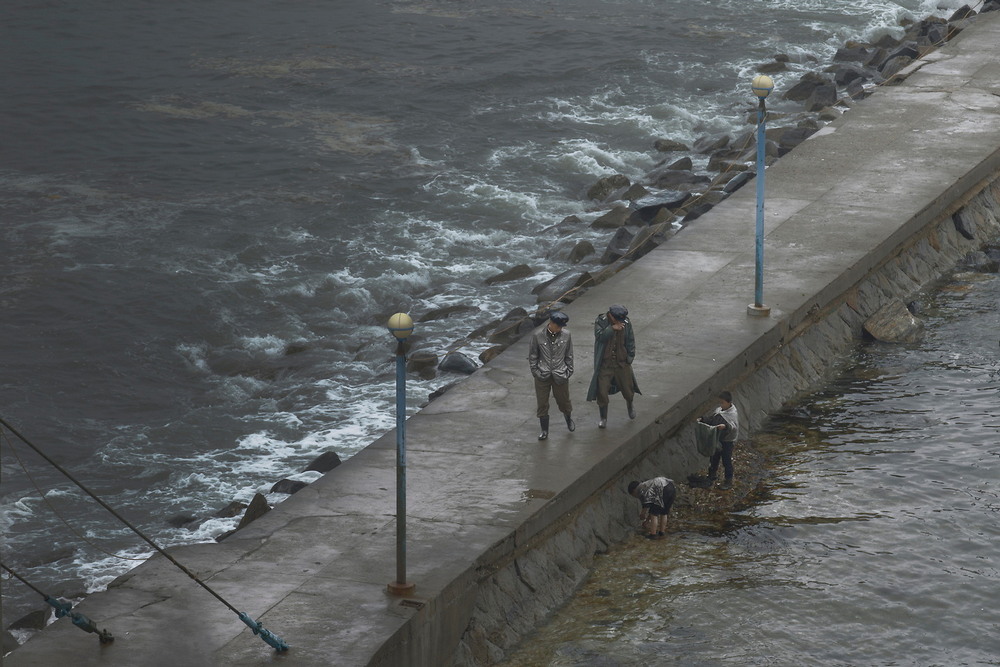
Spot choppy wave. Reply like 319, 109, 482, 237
1, 0, 974, 631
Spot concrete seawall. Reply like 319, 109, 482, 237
7, 11, 1000, 667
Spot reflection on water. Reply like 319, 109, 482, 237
503, 271, 1000, 666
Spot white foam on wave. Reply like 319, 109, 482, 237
542, 93, 686, 145
238, 334, 287, 356
544, 138, 656, 181
74, 547, 152, 594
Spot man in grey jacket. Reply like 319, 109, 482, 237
528, 311, 575, 440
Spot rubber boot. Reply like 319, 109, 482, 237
538, 416, 549, 440
598, 406, 608, 429
565, 413, 576, 432
627, 401, 636, 420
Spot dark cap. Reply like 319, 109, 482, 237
549, 311, 569, 327
609, 304, 628, 321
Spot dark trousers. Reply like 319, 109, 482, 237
595, 362, 634, 407
534, 377, 572, 418
647, 480, 677, 516
708, 440, 735, 481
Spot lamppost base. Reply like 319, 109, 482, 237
747, 303, 771, 317
387, 581, 416, 596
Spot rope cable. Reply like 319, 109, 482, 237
0, 417, 289, 652
1, 561, 115, 644
1, 428, 147, 562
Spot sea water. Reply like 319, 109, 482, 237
0, 0, 975, 632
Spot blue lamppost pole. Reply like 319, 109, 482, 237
748, 74, 774, 317
386, 312, 416, 596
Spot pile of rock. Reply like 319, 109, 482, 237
407, 4, 997, 397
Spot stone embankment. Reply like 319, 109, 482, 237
5, 9, 1000, 667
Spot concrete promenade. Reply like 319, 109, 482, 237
7, 11, 1000, 667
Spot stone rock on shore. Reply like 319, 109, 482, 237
723, 171, 754, 193
568, 240, 596, 264
630, 191, 691, 224
236, 493, 270, 531
3, 629, 19, 655
863, 299, 924, 343
682, 202, 716, 223
833, 63, 872, 87
304, 450, 343, 474
214, 500, 248, 518
533, 269, 592, 304
649, 169, 711, 190
622, 183, 649, 201
626, 221, 675, 260
664, 156, 693, 171
407, 350, 439, 379
586, 174, 630, 202
418, 304, 479, 322
600, 227, 636, 264
487, 312, 534, 344
783, 72, 830, 102
9, 609, 49, 632
438, 351, 479, 375
428, 381, 459, 403
693, 135, 730, 154
270, 479, 309, 495
756, 60, 788, 74
478, 346, 507, 364
804, 82, 837, 111
949, 4, 977, 21
590, 205, 631, 229
484, 264, 535, 285
653, 138, 689, 152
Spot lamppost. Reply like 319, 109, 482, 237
748, 74, 774, 317
386, 312, 416, 596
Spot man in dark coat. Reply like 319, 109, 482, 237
586, 304, 640, 428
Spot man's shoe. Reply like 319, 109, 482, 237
627, 402, 636, 420
718, 479, 733, 490
598, 419, 607, 429
598, 407, 608, 429
565, 414, 576, 432
538, 416, 549, 441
